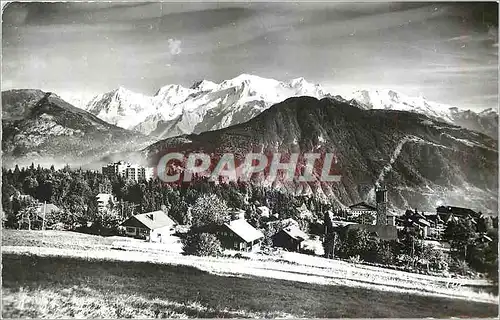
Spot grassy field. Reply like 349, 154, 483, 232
3, 253, 498, 318
2, 229, 115, 250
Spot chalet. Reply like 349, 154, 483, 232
256, 206, 271, 218
423, 240, 451, 254
400, 209, 435, 239
346, 224, 398, 241
348, 202, 377, 218
296, 203, 313, 219
217, 218, 264, 252
36, 203, 60, 217
422, 212, 445, 228
437, 206, 479, 219
272, 224, 309, 252
17, 202, 61, 230
120, 210, 176, 242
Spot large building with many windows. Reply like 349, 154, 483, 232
102, 161, 155, 182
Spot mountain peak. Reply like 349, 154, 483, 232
289, 77, 306, 85
189, 79, 217, 91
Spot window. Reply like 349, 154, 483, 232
126, 227, 135, 233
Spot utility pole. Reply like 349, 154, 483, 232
411, 235, 415, 268
42, 201, 47, 231
463, 243, 468, 274
27, 209, 31, 231
332, 232, 337, 259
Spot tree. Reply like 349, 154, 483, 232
22, 176, 39, 196
17, 205, 39, 230
375, 241, 395, 265
190, 194, 230, 228
182, 232, 223, 257
45, 209, 78, 230
336, 228, 372, 260
444, 219, 476, 260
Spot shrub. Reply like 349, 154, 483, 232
449, 259, 473, 276
349, 255, 361, 264
182, 232, 223, 257
375, 241, 395, 265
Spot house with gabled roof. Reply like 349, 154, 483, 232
17, 202, 61, 230
348, 202, 377, 218
437, 205, 479, 220
272, 224, 309, 252
120, 210, 177, 242
217, 218, 264, 252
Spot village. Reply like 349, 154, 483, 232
6, 161, 498, 283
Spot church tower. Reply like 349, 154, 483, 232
375, 185, 388, 225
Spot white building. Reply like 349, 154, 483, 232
120, 210, 177, 242
96, 193, 116, 213
256, 206, 271, 218
102, 161, 155, 182
144, 167, 155, 181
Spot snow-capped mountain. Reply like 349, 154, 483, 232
144, 96, 498, 213
84, 75, 497, 140
84, 74, 328, 139
2, 89, 151, 168
343, 89, 498, 138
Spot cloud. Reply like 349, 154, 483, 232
167, 38, 182, 55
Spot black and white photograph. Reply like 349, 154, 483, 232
1, 1, 499, 318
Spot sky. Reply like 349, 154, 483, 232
2, 2, 498, 111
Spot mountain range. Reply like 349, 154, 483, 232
343, 89, 498, 139
2, 75, 498, 213
144, 96, 498, 214
82, 74, 498, 140
84, 74, 327, 139
2, 89, 154, 168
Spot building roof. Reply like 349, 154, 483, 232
224, 219, 264, 243
436, 206, 478, 217
416, 218, 431, 227
35, 203, 61, 218
267, 218, 299, 228
282, 225, 308, 241
331, 220, 357, 228
347, 224, 398, 241
121, 210, 176, 230
296, 203, 313, 218
96, 193, 114, 202
349, 202, 377, 211
256, 206, 270, 217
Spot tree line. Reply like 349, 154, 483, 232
2, 164, 331, 233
